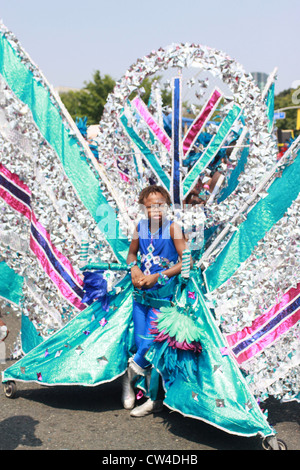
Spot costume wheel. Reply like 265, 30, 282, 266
262, 437, 288, 450
3, 381, 17, 399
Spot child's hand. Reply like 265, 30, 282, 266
131, 266, 144, 288
138, 273, 159, 289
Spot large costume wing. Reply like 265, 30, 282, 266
202, 137, 300, 402
0, 22, 131, 354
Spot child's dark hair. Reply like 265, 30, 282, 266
138, 185, 171, 206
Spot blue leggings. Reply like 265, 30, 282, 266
132, 298, 168, 401
132, 300, 158, 369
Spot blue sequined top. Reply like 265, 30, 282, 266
137, 218, 179, 289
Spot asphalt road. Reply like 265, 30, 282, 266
0, 310, 299, 452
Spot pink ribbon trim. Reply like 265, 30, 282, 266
0, 163, 31, 194
30, 236, 85, 311
0, 162, 85, 310
132, 96, 171, 152
31, 212, 83, 288
234, 308, 300, 364
183, 88, 222, 157
227, 283, 300, 348
0, 185, 31, 220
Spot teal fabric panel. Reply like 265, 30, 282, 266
0, 261, 24, 305
266, 83, 275, 133
218, 144, 249, 203
3, 274, 135, 385
21, 314, 44, 354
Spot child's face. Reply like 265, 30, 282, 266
143, 192, 168, 224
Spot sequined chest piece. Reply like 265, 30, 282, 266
141, 240, 167, 275
139, 219, 178, 276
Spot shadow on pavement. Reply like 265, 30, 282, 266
6, 379, 264, 450
0, 415, 42, 450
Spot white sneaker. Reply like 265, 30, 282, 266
130, 398, 163, 417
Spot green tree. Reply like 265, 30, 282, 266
60, 72, 172, 125
274, 88, 300, 131
60, 71, 116, 124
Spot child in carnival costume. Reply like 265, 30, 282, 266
121, 185, 275, 441
1, 180, 276, 440
123, 184, 193, 417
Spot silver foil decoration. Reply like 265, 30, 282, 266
0, 23, 298, 402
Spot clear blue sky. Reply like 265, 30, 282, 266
0, 0, 299, 93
